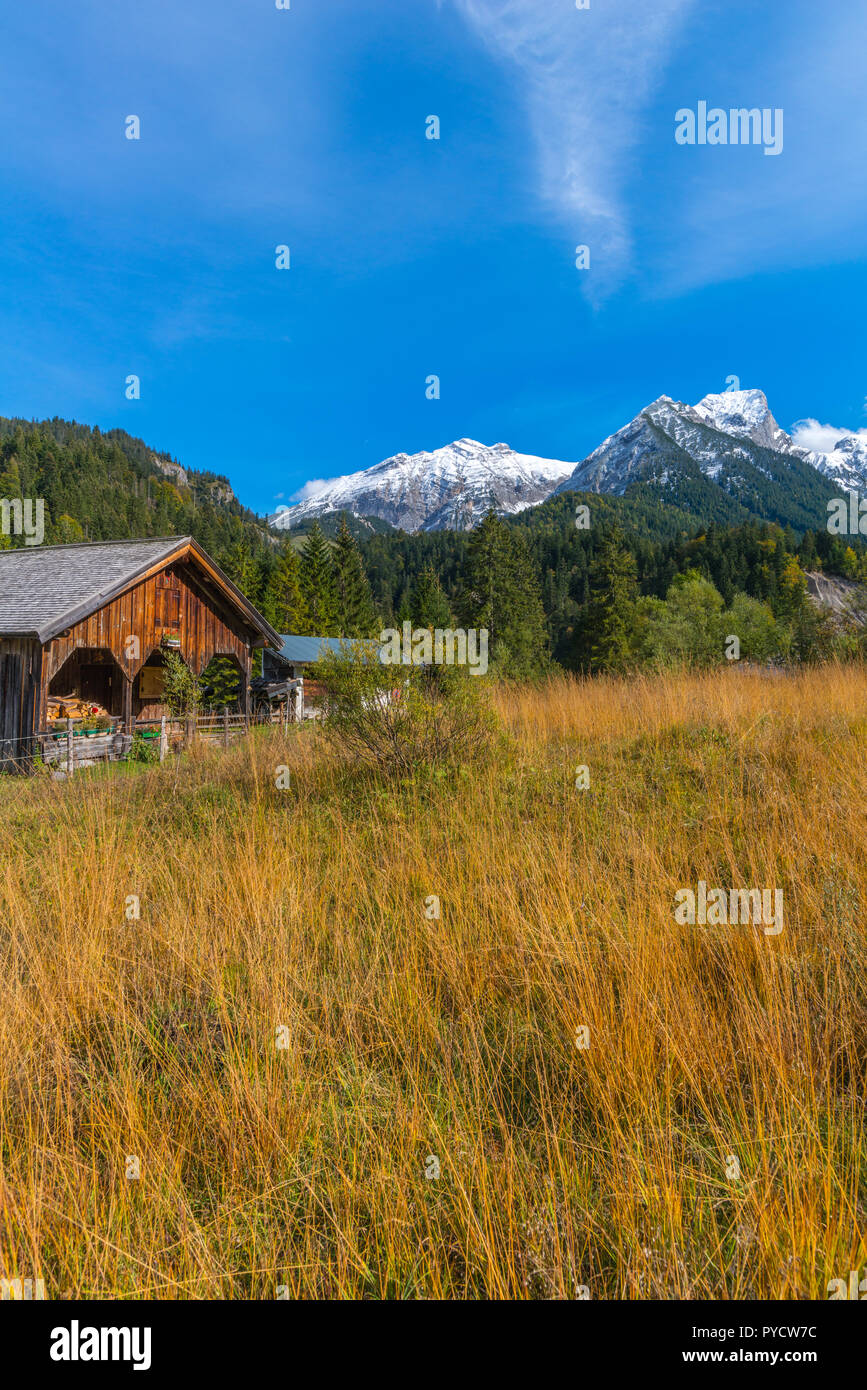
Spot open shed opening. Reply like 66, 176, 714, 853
48, 647, 125, 720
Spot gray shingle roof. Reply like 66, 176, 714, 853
0, 537, 280, 645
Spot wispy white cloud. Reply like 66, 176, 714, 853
452, 1, 867, 298
451, 0, 695, 288
290, 478, 337, 503
791, 419, 867, 453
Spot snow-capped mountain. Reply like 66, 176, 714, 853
270, 439, 575, 534
685, 390, 867, 494
549, 388, 854, 533
554, 389, 795, 494
794, 431, 867, 493
270, 389, 866, 537
553, 388, 867, 500
692, 389, 793, 452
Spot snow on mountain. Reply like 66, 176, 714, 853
691, 391, 867, 492
270, 390, 867, 537
270, 439, 575, 534
691, 389, 794, 452
789, 421, 867, 493
553, 389, 799, 496
814, 435, 867, 491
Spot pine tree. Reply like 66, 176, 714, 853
268, 542, 309, 634
332, 514, 377, 636
410, 564, 452, 629
201, 655, 242, 710
299, 521, 338, 634
579, 526, 639, 672
220, 538, 256, 597
459, 510, 549, 676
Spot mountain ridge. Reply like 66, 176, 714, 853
271, 389, 861, 537
270, 438, 574, 535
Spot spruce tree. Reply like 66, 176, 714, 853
332, 514, 377, 636
269, 542, 309, 634
579, 526, 639, 672
410, 564, 452, 629
299, 520, 338, 634
459, 510, 549, 676
220, 538, 256, 597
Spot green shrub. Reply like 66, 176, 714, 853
313, 640, 496, 777
162, 651, 203, 718
129, 732, 160, 763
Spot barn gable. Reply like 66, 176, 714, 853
0, 537, 280, 743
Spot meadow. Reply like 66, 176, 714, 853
0, 664, 864, 1299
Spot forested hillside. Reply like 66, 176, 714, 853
0, 416, 281, 618
359, 486, 867, 666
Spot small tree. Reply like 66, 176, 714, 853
313, 641, 495, 778
411, 565, 452, 629
722, 593, 781, 662
459, 510, 549, 677
268, 542, 309, 635
162, 651, 202, 718
200, 655, 241, 710
578, 526, 639, 673
639, 572, 725, 668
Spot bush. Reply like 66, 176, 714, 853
637, 573, 725, 668
313, 640, 496, 777
635, 577, 786, 668
162, 651, 202, 718
129, 731, 159, 763
723, 592, 781, 662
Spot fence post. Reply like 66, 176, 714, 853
159, 715, 167, 763
66, 726, 74, 778
185, 715, 194, 749
223, 705, 229, 749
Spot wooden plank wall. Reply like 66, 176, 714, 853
0, 637, 41, 752
38, 561, 254, 730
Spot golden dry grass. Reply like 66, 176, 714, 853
0, 663, 865, 1299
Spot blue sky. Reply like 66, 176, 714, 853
1, 0, 866, 515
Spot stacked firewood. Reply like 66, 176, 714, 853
47, 696, 110, 722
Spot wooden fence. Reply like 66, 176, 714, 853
34, 708, 251, 776
4, 682, 305, 778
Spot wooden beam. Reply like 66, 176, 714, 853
122, 673, 133, 733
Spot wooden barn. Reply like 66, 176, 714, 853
0, 536, 280, 759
